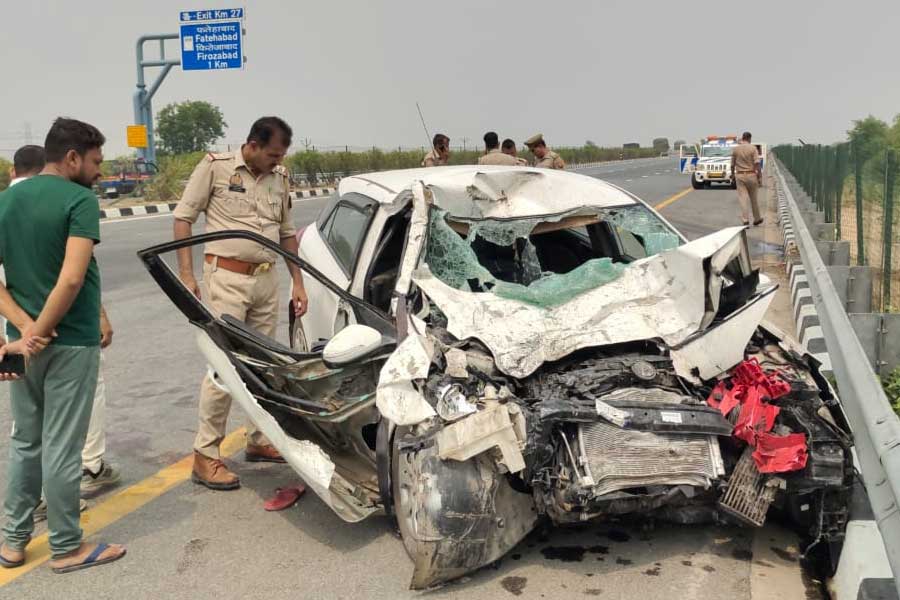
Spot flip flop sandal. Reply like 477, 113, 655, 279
263, 485, 306, 511
0, 537, 31, 569
51, 543, 126, 574
0, 551, 24, 569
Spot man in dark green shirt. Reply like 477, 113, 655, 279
0, 118, 125, 573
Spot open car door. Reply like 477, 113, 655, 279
679, 143, 700, 174
138, 230, 397, 523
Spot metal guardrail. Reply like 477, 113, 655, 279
776, 159, 900, 596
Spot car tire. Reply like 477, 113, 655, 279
391, 425, 537, 588
691, 177, 704, 190
391, 426, 422, 560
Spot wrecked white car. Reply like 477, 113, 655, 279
139, 166, 852, 589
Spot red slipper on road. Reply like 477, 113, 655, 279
264, 485, 306, 511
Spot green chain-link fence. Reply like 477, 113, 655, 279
775, 142, 899, 312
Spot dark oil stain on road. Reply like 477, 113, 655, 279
732, 548, 753, 561
682, 560, 693, 567
615, 557, 633, 566
584, 589, 603, 596
564, 524, 591, 534
541, 546, 586, 562
771, 547, 799, 562
605, 529, 631, 542
643, 566, 661, 576
540, 545, 612, 562
702, 565, 716, 573
754, 559, 775, 568
501, 576, 528, 596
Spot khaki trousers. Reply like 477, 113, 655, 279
195, 260, 279, 458
736, 173, 761, 223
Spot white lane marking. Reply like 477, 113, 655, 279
641, 175, 649, 178
625, 179, 633, 182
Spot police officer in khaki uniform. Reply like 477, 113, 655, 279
173, 117, 309, 491
524, 133, 566, 169
478, 131, 520, 166
422, 133, 450, 167
731, 131, 763, 226
502, 138, 529, 166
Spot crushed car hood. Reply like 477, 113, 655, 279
413, 226, 756, 379
421, 168, 640, 218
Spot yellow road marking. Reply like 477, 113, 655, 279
654, 187, 693, 211
0, 427, 247, 586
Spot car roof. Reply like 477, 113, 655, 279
337, 166, 638, 217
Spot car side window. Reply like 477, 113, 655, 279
325, 199, 375, 276
613, 227, 648, 260
317, 196, 341, 233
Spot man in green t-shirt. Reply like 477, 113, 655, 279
0, 118, 125, 573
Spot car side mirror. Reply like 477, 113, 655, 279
322, 324, 385, 368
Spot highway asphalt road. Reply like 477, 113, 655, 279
0, 158, 815, 600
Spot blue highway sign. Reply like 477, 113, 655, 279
180, 20, 243, 71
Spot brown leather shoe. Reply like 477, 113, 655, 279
245, 444, 286, 464
191, 452, 240, 490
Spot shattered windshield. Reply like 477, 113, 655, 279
424, 205, 681, 308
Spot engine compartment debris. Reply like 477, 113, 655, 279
708, 358, 809, 474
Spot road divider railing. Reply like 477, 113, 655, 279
775, 159, 900, 599
99, 187, 337, 221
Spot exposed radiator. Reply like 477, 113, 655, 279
578, 421, 725, 497
719, 447, 782, 527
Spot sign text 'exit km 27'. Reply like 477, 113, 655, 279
179, 6, 245, 71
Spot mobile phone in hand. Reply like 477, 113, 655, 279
0, 354, 25, 376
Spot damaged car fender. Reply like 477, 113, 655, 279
376, 333, 438, 426
393, 427, 538, 590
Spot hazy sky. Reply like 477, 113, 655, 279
2, 0, 899, 158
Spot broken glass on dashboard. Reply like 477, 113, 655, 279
424, 207, 681, 308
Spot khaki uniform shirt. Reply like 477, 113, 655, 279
422, 148, 449, 167
477, 149, 520, 166
173, 150, 295, 264
533, 149, 566, 170
732, 143, 760, 173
